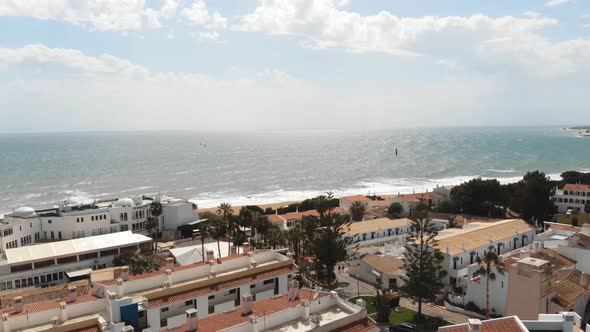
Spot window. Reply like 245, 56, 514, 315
208, 295, 215, 300
91, 216, 94, 221
3, 228, 13, 236
15, 280, 20, 288
48, 220, 52, 224
77, 218, 79, 223
263, 279, 274, 285
185, 300, 194, 306
81, 217, 84, 222
47, 274, 52, 282
161, 307, 169, 312
229, 289, 236, 294
250, 284, 255, 289
34, 276, 39, 284
208, 306, 214, 314
51, 231, 54, 240
58, 231, 62, 240
59, 272, 64, 279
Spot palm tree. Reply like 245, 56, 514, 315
287, 224, 305, 258
349, 201, 366, 222
476, 250, 505, 319
197, 221, 211, 261
210, 220, 228, 259
217, 202, 234, 253
148, 201, 163, 251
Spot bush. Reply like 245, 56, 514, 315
465, 301, 481, 313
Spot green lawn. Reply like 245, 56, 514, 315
389, 307, 415, 323
349, 297, 449, 331
555, 213, 590, 225
348, 296, 376, 314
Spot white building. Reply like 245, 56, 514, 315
348, 253, 404, 290
339, 195, 374, 212
433, 219, 537, 286
553, 183, 590, 213
0, 231, 152, 292
0, 248, 376, 332
439, 312, 590, 332
0, 195, 198, 253
342, 217, 412, 248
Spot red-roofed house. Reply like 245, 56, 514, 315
553, 183, 590, 213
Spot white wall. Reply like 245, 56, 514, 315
463, 265, 509, 315
559, 246, 590, 273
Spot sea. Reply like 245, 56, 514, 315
0, 127, 589, 214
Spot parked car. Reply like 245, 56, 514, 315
389, 323, 417, 332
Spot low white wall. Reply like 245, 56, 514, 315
444, 301, 485, 319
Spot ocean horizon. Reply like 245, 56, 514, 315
1, 127, 588, 214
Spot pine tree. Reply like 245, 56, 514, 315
399, 218, 447, 319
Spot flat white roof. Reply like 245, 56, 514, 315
4, 231, 151, 265
169, 241, 230, 265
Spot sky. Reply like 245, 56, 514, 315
0, 0, 589, 132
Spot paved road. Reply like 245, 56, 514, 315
335, 267, 470, 324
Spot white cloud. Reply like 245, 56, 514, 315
234, 0, 590, 76
0, 0, 181, 31
545, 0, 571, 7
182, 0, 227, 29
0, 44, 149, 78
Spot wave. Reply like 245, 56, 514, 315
486, 169, 518, 173
191, 172, 566, 208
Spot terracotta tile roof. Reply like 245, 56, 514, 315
563, 268, 590, 287
530, 248, 575, 270
554, 279, 586, 308
439, 316, 527, 332
161, 290, 329, 332
342, 218, 411, 237
434, 219, 536, 256
4, 294, 99, 317
267, 214, 284, 223
100, 252, 251, 286
361, 254, 403, 274
547, 223, 582, 233
342, 195, 372, 202
501, 256, 520, 273
148, 265, 295, 308
572, 233, 590, 249
338, 317, 379, 332
564, 184, 590, 192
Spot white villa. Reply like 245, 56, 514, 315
0, 194, 198, 253
553, 184, 590, 213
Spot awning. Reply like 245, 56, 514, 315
65, 268, 93, 278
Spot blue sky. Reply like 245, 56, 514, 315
0, 0, 589, 132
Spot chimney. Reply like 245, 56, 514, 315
50, 316, 59, 327
582, 224, 590, 236
468, 319, 481, 332
116, 278, 125, 298
165, 269, 173, 286
165, 257, 175, 270
520, 249, 529, 259
121, 266, 130, 281
241, 294, 254, 315
581, 274, 588, 288
243, 242, 251, 255
302, 299, 310, 321
108, 291, 118, 300
59, 302, 68, 323
67, 286, 78, 302
288, 279, 300, 301
206, 250, 215, 261
562, 312, 575, 332
209, 260, 216, 278
13, 296, 23, 313
250, 260, 258, 269
249, 315, 259, 332
163, 280, 171, 289
355, 298, 366, 308
185, 308, 198, 332
121, 326, 134, 332
2, 313, 10, 332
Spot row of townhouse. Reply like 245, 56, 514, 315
0, 247, 377, 332
439, 312, 589, 332
0, 195, 198, 253
552, 183, 590, 213
433, 218, 538, 286
453, 224, 590, 322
